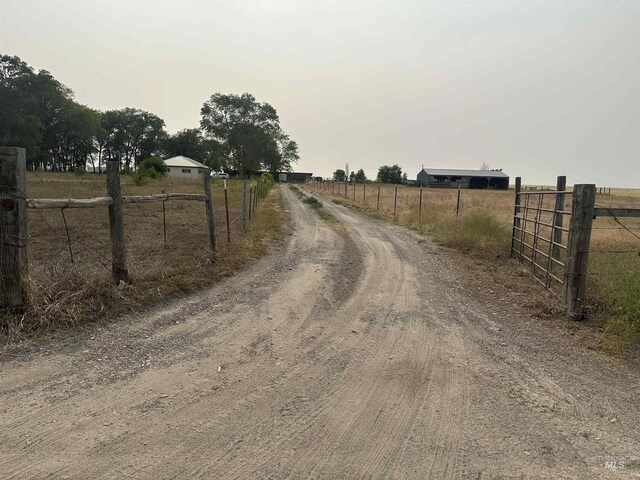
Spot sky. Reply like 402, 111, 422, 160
2, 0, 639, 187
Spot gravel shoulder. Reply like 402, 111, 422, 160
1, 185, 638, 479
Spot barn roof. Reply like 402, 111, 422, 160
421, 168, 508, 178
163, 156, 209, 169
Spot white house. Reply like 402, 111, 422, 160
163, 156, 210, 179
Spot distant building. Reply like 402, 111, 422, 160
164, 156, 210, 179
279, 172, 313, 182
417, 168, 509, 190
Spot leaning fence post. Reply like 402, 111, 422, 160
564, 184, 596, 319
510, 177, 522, 256
242, 180, 248, 229
552, 176, 566, 261
0, 147, 28, 310
106, 160, 129, 284
203, 169, 217, 253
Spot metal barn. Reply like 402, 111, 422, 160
417, 168, 509, 190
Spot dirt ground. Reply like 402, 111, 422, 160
1, 185, 639, 479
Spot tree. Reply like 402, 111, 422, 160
354, 168, 367, 183
0, 54, 170, 172
200, 92, 298, 177
349, 171, 356, 182
101, 108, 166, 170
333, 169, 346, 181
377, 164, 404, 184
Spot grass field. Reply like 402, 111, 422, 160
1, 172, 285, 343
309, 181, 640, 349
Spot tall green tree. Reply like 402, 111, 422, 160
377, 164, 404, 184
354, 168, 367, 183
101, 108, 166, 170
333, 169, 346, 181
200, 92, 298, 177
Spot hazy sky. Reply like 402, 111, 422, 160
2, 0, 639, 186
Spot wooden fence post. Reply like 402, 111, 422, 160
0, 147, 28, 310
203, 169, 217, 253
248, 187, 253, 221
510, 177, 522, 256
552, 176, 566, 260
363, 182, 366, 202
106, 160, 129, 284
242, 180, 248, 229
564, 184, 596, 319
377, 184, 381, 210
419, 187, 423, 222
456, 187, 461, 218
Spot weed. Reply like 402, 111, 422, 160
303, 196, 322, 209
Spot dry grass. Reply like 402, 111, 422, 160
1, 172, 285, 345
309, 181, 640, 349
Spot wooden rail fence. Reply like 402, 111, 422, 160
0, 147, 263, 311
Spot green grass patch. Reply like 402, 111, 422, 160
303, 196, 323, 209
587, 252, 640, 349
430, 211, 511, 256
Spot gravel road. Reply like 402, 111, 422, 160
1, 185, 639, 479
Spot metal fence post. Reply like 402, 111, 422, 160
552, 176, 566, 261
456, 187, 461, 218
203, 169, 217, 253
393, 185, 398, 215
510, 177, 522, 256
242, 180, 248, 229
106, 160, 129, 284
564, 184, 596, 319
0, 147, 28, 310
224, 180, 231, 243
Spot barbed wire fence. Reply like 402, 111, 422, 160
1, 148, 268, 317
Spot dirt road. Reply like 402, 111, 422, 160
1, 186, 639, 479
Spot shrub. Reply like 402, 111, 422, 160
131, 169, 149, 186
139, 157, 167, 177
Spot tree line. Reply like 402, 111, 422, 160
0, 54, 299, 176
332, 164, 408, 184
